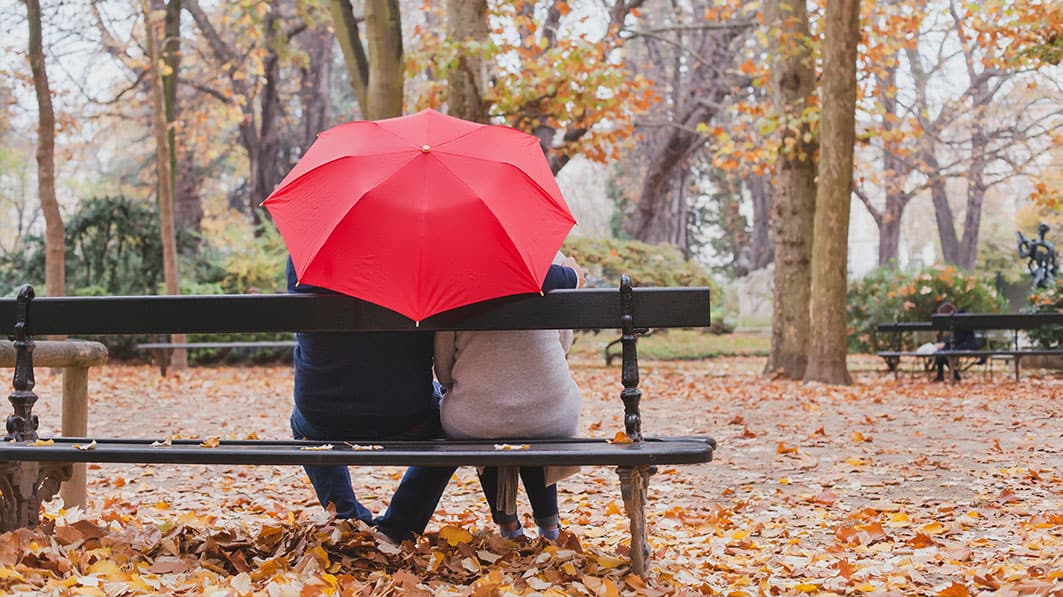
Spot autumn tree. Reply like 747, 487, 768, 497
805, 0, 860, 385
185, 0, 332, 221
619, 1, 758, 249
759, 0, 818, 378
855, 0, 1063, 269
407, 0, 655, 174
24, 0, 64, 298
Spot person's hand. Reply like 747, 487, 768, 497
935, 342, 946, 349
562, 256, 586, 288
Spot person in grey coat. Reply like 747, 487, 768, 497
435, 254, 584, 539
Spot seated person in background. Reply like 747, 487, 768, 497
434, 253, 585, 540
933, 301, 983, 382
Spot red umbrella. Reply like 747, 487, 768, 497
263, 109, 576, 322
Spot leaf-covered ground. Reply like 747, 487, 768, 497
1, 356, 1060, 595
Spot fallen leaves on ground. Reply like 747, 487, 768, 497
0, 357, 1058, 595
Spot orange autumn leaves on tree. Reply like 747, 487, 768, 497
406, 0, 654, 167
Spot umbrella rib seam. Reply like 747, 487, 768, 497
430, 157, 554, 290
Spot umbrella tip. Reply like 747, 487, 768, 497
415, 320, 421, 327
540, 291, 545, 297
421, 144, 431, 153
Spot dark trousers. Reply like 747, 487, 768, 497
290, 394, 455, 542
478, 466, 559, 530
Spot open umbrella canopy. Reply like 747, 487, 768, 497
263, 109, 576, 321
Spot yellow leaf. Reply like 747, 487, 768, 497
200, 437, 220, 448
609, 431, 633, 444
793, 583, 819, 593
428, 551, 443, 572
855, 581, 876, 592
87, 559, 122, 578
596, 553, 626, 569
493, 443, 530, 450
299, 444, 333, 451
439, 525, 473, 546
32, 439, 55, 446
74, 440, 97, 450
922, 521, 946, 534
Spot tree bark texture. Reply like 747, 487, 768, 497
445, 0, 488, 123
25, 0, 64, 299
143, 0, 186, 368
762, 0, 817, 378
804, 0, 860, 386
365, 0, 404, 119
330, 0, 370, 116
299, 26, 333, 151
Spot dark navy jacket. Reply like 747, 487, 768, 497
287, 257, 577, 436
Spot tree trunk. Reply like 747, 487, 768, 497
143, 0, 186, 368
804, 0, 859, 385
299, 26, 333, 151
958, 96, 989, 270
445, 0, 488, 123
747, 174, 774, 271
763, 0, 817, 378
329, 0, 370, 116
878, 201, 903, 266
25, 0, 64, 300
365, 0, 404, 119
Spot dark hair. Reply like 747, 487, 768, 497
937, 302, 956, 314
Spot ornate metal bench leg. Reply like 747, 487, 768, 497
0, 462, 71, 531
1, 284, 72, 530
496, 465, 519, 518
618, 464, 654, 576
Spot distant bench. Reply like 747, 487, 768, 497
876, 312, 1063, 381
1, 276, 714, 575
138, 340, 296, 376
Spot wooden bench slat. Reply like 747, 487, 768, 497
0, 437, 715, 467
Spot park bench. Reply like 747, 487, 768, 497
876, 313, 1063, 381
137, 339, 296, 376
0, 276, 714, 575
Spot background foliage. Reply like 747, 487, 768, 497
1026, 278, 1063, 348
847, 264, 1006, 351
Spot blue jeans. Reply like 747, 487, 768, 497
290, 383, 455, 541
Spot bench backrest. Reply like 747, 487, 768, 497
2, 283, 710, 336
930, 312, 1063, 331
2, 278, 711, 443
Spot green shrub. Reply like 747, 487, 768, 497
1026, 279, 1063, 348
561, 236, 731, 332
848, 264, 1005, 352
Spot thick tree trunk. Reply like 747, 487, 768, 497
143, 0, 186, 368
804, 0, 859, 385
445, 0, 488, 123
365, 0, 404, 119
763, 0, 817, 378
25, 0, 64, 299
329, 0, 370, 115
